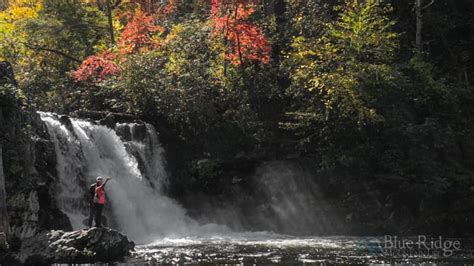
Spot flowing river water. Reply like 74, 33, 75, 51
126, 235, 474, 264
39, 113, 474, 265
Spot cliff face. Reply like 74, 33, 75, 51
3, 110, 71, 241
1, 63, 71, 253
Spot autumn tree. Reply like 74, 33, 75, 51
0, 0, 41, 77
72, 9, 162, 83
72, 50, 119, 83
283, 0, 398, 160
118, 9, 163, 54
210, 0, 271, 67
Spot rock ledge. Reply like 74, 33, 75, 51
20, 227, 134, 264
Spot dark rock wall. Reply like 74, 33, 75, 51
1, 63, 71, 253
2, 107, 72, 244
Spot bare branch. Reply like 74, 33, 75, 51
423, 0, 435, 10
96, 0, 104, 11
21, 42, 82, 63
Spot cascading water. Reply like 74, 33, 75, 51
40, 112, 200, 242
40, 113, 88, 230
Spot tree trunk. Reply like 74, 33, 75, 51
233, 4, 246, 84
465, 70, 470, 86
0, 141, 9, 237
415, 0, 423, 52
0, 0, 7, 10
271, 0, 286, 64
106, 0, 116, 45
0, 66, 11, 236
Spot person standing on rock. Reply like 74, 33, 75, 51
88, 176, 112, 228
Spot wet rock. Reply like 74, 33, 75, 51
36, 185, 72, 231
21, 227, 134, 264
0, 232, 7, 251
131, 123, 147, 141
59, 115, 74, 132
8, 191, 41, 239
115, 123, 132, 141
0, 232, 12, 265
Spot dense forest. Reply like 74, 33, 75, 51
1, 0, 474, 235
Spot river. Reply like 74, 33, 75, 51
129, 235, 474, 264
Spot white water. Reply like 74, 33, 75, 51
40, 114, 87, 229
40, 112, 226, 242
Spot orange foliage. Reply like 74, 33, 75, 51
211, 0, 271, 65
118, 10, 163, 54
72, 50, 119, 83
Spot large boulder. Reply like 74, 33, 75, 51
20, 228, 134, 264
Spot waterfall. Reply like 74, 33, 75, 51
39, 112, 199, 242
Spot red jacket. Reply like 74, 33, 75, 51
95, 184, 106, 205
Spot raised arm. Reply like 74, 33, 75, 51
98, 177, 112, 189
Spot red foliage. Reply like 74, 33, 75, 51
211, 0, 271, 66
119, 10, 163, 54
73, 10, 164, 83
72, 50, 119, 83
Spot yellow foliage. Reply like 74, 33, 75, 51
0, 0, 41, 77
164, 24, 185, 75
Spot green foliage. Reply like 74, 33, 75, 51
117, 20, 240, 152
283, 0, 398, 157
24, 0, 106, 70
282, 1, 474, 211
0, 0, 110, 110
331, 1, 398, 64
286, 0, 328, 38
0, 84, 25, 110
19, 0, 107, 108
118, 20, 219, 122
115, 17, 285, 158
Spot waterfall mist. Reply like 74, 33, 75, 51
252, 161, 344, 235
190, 161, 346, 236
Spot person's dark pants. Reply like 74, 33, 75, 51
88, 203, 94, 227
88, 203, 104, 227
